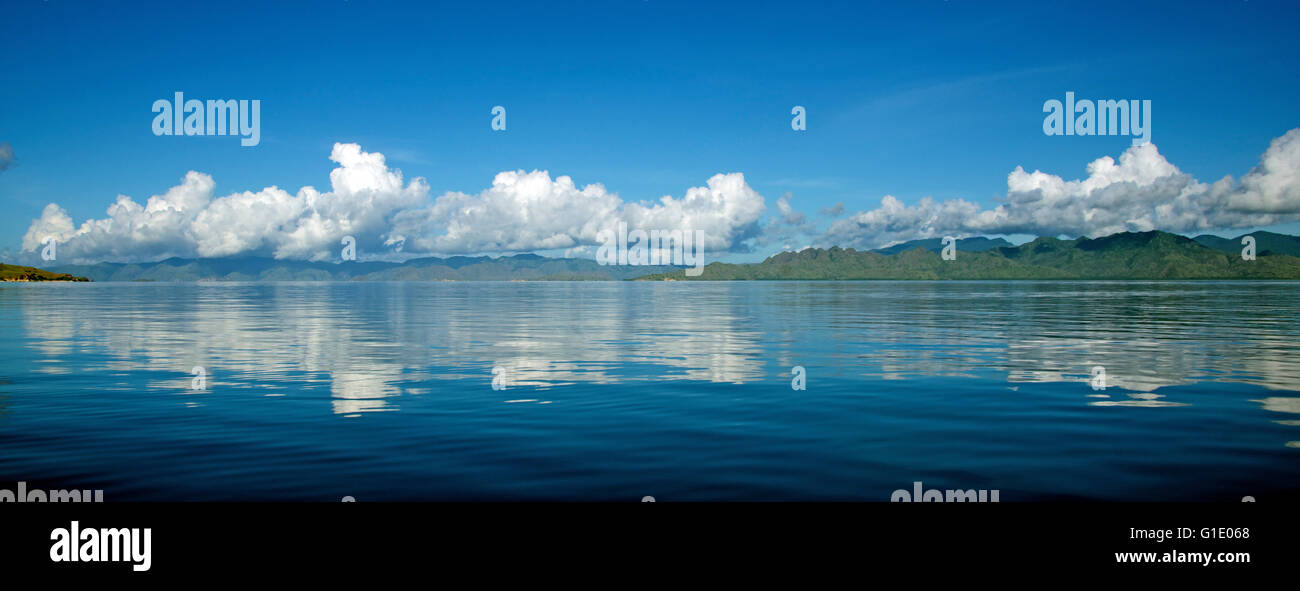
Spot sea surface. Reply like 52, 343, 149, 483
1, 281, 1297, 501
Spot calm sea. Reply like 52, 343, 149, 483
1, 281, 1297, 501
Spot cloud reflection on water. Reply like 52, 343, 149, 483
12, 281, 1300, 419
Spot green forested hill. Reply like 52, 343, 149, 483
635, 231, 1300, 280
0, 263, 91, 282
1193, 230, 1300, 257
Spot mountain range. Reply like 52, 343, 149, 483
10, 230, 1300, 282
1190, 230, 1300, 257
869, 236, 1013, 255
43, 253, 678, 282
638, 231, 1300, 280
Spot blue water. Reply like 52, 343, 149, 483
1, 281, 1297, 501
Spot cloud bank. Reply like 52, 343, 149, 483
385, 169, 765, 256
17, 129, 1300, 263
822, 129, 1300, 249
20, 143, 767, 263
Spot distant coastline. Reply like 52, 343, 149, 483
638, 230, 1300, 281
22, 229, 1300, 283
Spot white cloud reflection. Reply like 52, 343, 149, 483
12, 282, 1300, 422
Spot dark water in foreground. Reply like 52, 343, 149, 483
0, 281, 1297, 501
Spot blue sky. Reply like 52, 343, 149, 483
2, 0, 1299, 264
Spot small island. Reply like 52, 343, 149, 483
0, 263, 91, 282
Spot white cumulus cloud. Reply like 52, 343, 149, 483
386, 169, 766, 255
821, 128, 1300, 248
21, 130, 1300, 263
20, 143, 768, 263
